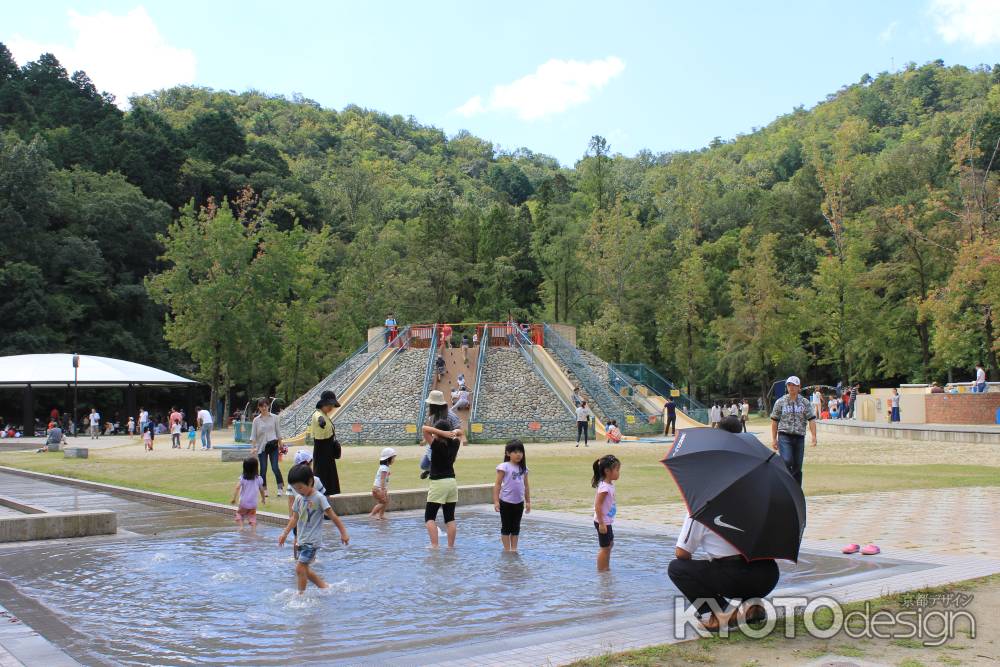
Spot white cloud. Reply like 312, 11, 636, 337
879, 21, 898, 43
456, 56, 625, 121
455, 95, 485, 117
7, 6, 196, 107
929, 0, 1000, 46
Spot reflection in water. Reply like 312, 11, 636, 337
0, 511, 921, 666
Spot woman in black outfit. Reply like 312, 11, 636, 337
309, 390, 342, 495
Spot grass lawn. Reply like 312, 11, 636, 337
2, 440, 998, 510
567, 574, 1000, 667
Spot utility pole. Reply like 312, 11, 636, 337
72, 353, 79, 437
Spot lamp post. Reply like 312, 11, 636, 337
72, 353, 79, 437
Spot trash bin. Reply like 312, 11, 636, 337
234, 421, 252, 443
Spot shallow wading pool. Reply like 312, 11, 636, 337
0, 499, 935, 666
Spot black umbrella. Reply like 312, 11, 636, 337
662, 428, 806, 562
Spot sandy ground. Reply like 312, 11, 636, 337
13, 427, 1000, 468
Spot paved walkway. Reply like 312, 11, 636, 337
603, 486, 1000, 558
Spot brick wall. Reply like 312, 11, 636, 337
925, 393, 1000, 425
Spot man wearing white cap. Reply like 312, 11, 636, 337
769, 375, 817, 486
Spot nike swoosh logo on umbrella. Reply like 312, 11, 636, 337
714, 515, 744, 532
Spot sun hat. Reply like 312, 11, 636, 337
293, 449, 313, 465
785, 375, 801, 386
316, 390, 340, 409
380, 447, 397, 460
425, 390, 447, 406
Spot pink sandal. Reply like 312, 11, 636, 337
861, 544, 881, 555
841, 543, 860, 554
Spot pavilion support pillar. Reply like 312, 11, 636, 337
22, 384, 33, 436
124, 384, 137, 428
186, 385, 196, 427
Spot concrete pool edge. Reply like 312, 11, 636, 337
0, 602, 79, 667
0, 465, 493, 522
0, 493, 117, 543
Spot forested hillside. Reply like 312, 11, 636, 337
1, 42, 998, 407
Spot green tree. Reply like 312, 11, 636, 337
715, 230, 804, 403
580, 135, 612, 212
657, 231, 711, 397
925, 132, 1000, 376
147, 198, 283, 418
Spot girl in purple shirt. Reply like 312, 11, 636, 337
231, 457, 265, 531
493, 439, 531, 551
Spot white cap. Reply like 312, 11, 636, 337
785, 375, 801, 386
293, 449, 313, 465
380, 447, 397, 461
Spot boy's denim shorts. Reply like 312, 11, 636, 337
297, 543, 318, 564
420, 449, 431, 471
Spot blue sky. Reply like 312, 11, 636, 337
4, 1, 1000, 165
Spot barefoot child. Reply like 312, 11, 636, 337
592, 454, 621, 572
493, 439, 530, 551
186, 425, 196, 450
278, 464, 349, 593
369, 447, 395, 519
143, 423, 154, 451
231, 456, 265, 530
287, 449, 326, 558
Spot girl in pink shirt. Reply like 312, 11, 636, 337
592, 454, 621, 572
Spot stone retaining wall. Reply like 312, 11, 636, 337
477, 348, 570, 421
330, 349, 430, 443
280, 350, 375, 435
335, 349, 429, 426
473, 348, 576, 441
474, 420, 576, 442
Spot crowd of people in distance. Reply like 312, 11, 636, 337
707, 399, 751, 431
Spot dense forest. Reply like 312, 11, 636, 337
1, 43, 998, 411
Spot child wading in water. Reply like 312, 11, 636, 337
287, 449, 326, 560
493, 439, 530, 551
231, 456, 266, 531
370, 447, 396, 519
592, 454, 621, 572
278, 464, 349, 593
